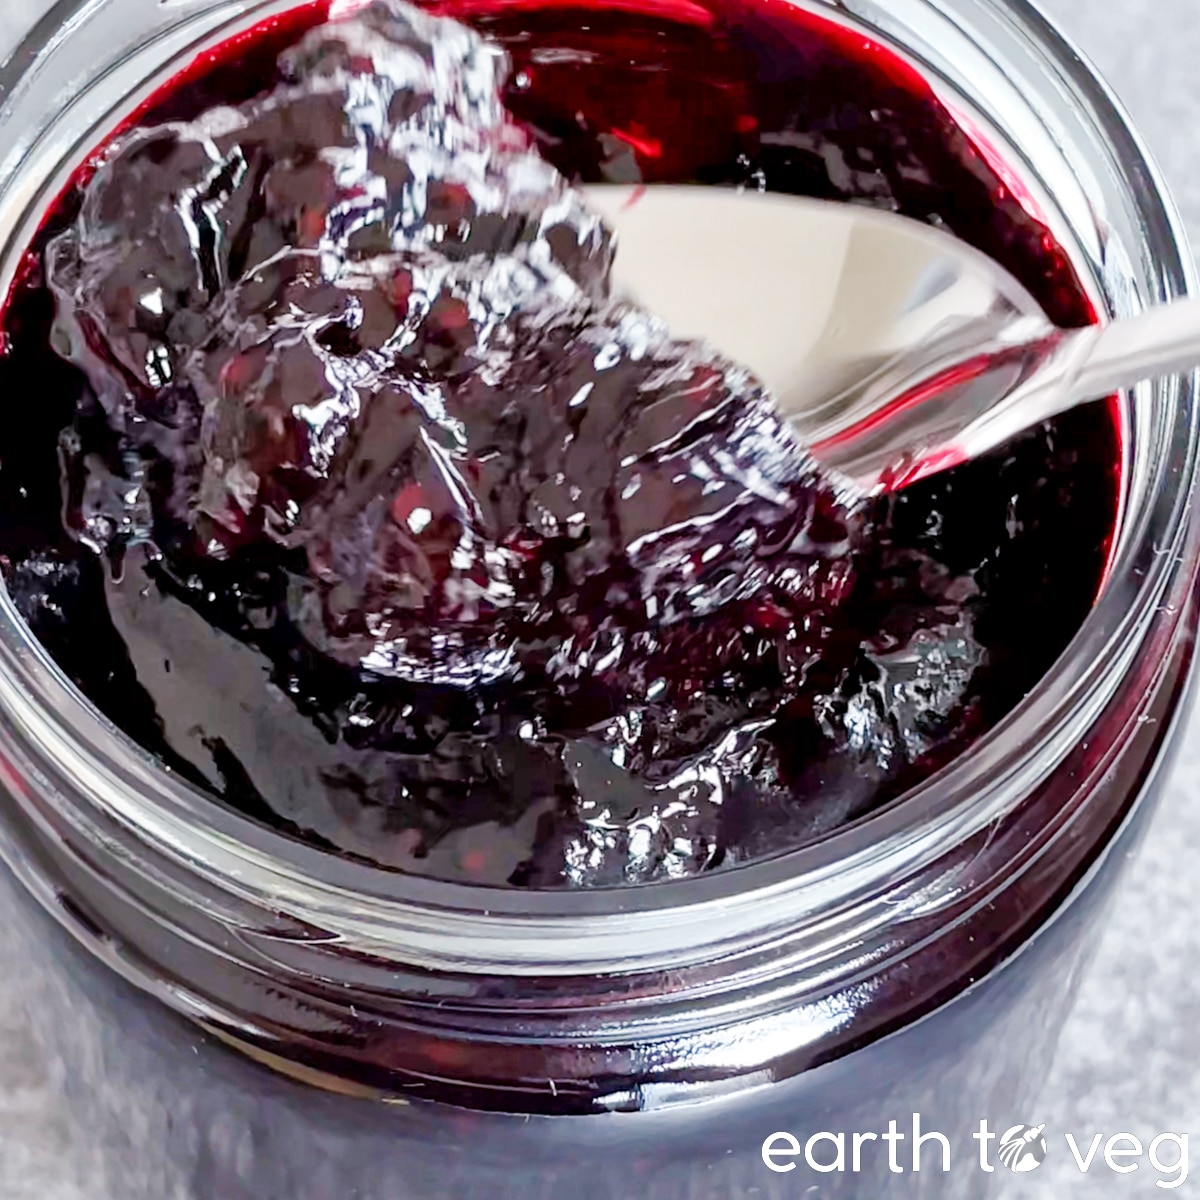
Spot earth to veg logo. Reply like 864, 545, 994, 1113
761, 1116, 1189, 1187
997, 1124, 1048, 1173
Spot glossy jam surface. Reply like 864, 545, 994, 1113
0, 0, 1119, 888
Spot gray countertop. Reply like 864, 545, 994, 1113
0, 1, 1197, 1196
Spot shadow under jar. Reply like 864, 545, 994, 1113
0, 0, 1195, 1197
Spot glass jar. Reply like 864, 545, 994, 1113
0, 0, 1195, 1197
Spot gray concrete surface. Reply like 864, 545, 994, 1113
0, 0, 1198, 1196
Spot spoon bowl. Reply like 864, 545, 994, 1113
585, 186, 1200, 494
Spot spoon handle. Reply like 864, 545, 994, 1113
832, 295, 1200, 495
949, 295, 1200, 480
1061, 293, 1200, 400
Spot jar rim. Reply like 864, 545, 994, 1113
0, 0, 1195, 979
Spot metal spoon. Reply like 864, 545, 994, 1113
584, 185, 1199, 495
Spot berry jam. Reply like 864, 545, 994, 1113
0, 0, 1119, 889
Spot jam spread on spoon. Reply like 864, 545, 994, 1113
0, 0, 1119, 887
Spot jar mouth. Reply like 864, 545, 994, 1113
0, 0, 1194, 973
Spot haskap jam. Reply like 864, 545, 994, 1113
0, 0, 1119, 888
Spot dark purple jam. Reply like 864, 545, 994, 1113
0, 0, 1119, 888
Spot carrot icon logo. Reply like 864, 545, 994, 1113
998, 1124, 1048, 1173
